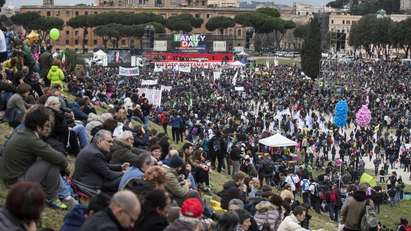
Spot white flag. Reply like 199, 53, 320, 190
232, 70, 238, 86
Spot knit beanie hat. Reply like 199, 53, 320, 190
169, 155, 184, 168
180, 198, 204, 218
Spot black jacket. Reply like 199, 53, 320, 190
134, 211, 168, 231
73, 143, 123, 189
218, 180, 246, 210
81, 208, 125, 231
229, 146, 242, 161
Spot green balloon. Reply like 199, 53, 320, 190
49, 28, 60, 41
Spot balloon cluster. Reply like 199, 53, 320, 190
333, 100, 348, 128
355, 104, 372, 127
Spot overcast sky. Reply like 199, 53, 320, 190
7, 0, 331, 7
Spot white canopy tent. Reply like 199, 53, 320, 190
229, 61, 246, 67
93, 49, 108, 66
258, 133, 297, 147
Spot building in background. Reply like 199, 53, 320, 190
20, 5, 253, 51
43, 0, 54, 6
401, 0, 411, 12
94, 0, 208, 7
208, 0, 240, 8
328, 11, 411, 51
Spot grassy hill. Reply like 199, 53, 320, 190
0, 113, 409, 230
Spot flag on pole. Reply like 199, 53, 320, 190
232, 70, 238, 86
61, 51, 66, 64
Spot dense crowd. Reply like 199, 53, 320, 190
0, 29, 411, 231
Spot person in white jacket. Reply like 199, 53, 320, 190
278, 206, 324, 231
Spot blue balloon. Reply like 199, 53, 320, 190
334, 100, 349, 128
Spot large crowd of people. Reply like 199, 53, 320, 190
0, 29, 410, 231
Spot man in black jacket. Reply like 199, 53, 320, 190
73, 130, 128, 195
81, 190, 141, 231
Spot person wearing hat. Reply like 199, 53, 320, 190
164, 198, 204, 231
163, 155, 190, 203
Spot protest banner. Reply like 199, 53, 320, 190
119, 66, 139, 76
141, 79, 158, 86
137, 88, 162, 106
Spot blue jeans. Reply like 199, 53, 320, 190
143, 116, 149, 130
58, 176, 73, 199
71, 124, 89, 148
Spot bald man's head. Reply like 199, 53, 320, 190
110, 190, 141, 229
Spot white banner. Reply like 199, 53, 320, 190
160, 85, 172, 91
213, 71, 221, 80
119, 66, 139, 76
179, 65, 191, 73
235, 86, 244, 91
141, 79, 158, 86
153, 40, 167, 52
213, 41, 226, 52
154, 64, 164, 73
137, 88, 162, 106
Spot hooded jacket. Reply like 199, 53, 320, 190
47, 65, 64, 87
341, 191, 369, 231
254, 201, 283, 231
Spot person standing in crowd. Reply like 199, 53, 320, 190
80, 190, 141, 231
230, 142, 242, 176
341, 184, 370, 231
159, 108, 169, 135
39, 45, 53, 86
0, 105, 68, 209
170, 112, 183, 144
47, 60, 65, 89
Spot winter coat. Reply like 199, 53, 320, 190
164, 166, 189, 201
47, 65, 64, 88
118, 166, 144, 191
60, 204, 87, 231
341, 191, 369, 231
277, 214, 309, 231
0, 208, 26, 231
80, 208, 125, 231
0, 126, 68, 183
72, 143, 123, 189
218, 180, 246, 210
254, 201, 283, 231
278, 214, 309, 231
135, 211, 168, 231
109, 140, 141, 165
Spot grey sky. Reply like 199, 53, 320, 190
7, 0, 331, 7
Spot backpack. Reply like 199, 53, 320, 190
360, 201, 379, 231
301, 179, 310, 192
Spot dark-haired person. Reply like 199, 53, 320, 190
397, 218, 411, 231
0, 105, 68, 209
278, 206, 321, 231
60, 191, 111, 231
215, 211, 239, 231
5, 83, 31, 128
39, 45, 53, 86
235, 209, 252, 231
118, 153, 155, 190
341, 184, 371, 231
135, 189, 170, 231
0, 181, 45, 231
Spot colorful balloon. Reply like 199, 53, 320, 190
356, 104, 372, 127
333, 100, 349, 128
49, 28, 60, 41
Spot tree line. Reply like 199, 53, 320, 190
349, 15, 411, 58
327, 0, 401, 15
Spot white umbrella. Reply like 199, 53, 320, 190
259, 133, 297, 147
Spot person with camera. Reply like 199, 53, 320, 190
163, 155, 190, 203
